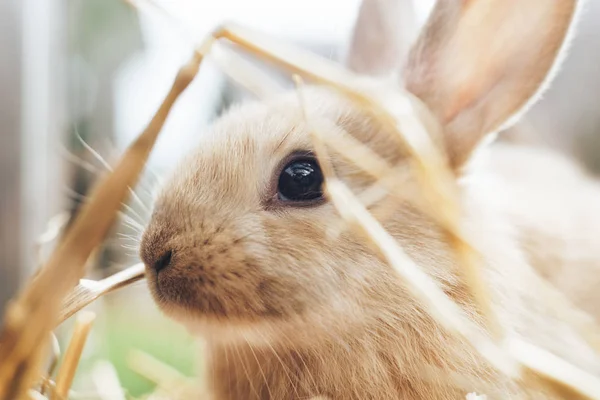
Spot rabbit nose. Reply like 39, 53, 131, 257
152, 249, 173, 273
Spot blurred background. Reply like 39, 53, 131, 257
1, 0, 600, 397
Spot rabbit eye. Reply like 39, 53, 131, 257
277, 158, 324, 203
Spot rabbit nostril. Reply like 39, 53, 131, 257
153, 250, 173, 273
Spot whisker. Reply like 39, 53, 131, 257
64, 187, 146, 230
117, 212, 145, 232
63, 186, 88, 203
274, 325, 318, 392
242, 332, 273, 399
232, 340, 261, 399
223, 343, 233, 395
115, 231, 141, 240
252, 326, 299, 397
119, 203, 146, 226
58, 144, 102, 174
75, 131, 152, 215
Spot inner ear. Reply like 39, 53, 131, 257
403, 0, 580, 170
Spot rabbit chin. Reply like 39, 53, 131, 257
158, 300, 342, 347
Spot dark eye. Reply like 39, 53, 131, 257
277, 158, 324, 203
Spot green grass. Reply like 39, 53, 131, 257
69, 303, 199, 398
104, 311, 197, 396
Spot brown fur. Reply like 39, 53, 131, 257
139, 0, 600, 398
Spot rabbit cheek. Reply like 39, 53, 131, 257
146, 230, 280, 324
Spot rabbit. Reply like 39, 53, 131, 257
140, 0, 600, 398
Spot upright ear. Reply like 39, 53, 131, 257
345, 0, 418, 77
404, 0, 581, 170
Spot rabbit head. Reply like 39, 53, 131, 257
140, 0, 581, 351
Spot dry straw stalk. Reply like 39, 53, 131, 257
54, 311, 96, 399
0, 43, 205, 400
59, 263, 145, 325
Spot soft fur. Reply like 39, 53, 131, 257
140, 0, 600, 398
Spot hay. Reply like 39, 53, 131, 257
54, 312, 96, 398
1, 1, 600, 399
0, 38, 205, 399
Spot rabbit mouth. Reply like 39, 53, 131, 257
147, 264, 292, 325
150, 272, 235, 318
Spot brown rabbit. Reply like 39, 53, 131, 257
140, 0, 600, 398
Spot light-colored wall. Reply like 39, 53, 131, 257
493, 1, 600, 173
0, 0, 68, 315
0, 1, 24, 312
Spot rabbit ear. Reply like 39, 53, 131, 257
345, 0, 418, 77
404, 0, 581, 170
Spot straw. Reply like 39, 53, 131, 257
54, 311, 96, 399
0, 45, 206, 400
